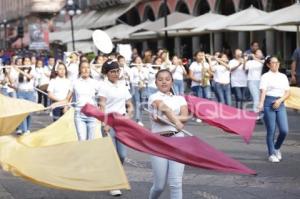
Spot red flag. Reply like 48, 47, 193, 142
185, 95, 257, 143
82, 104, 256, 175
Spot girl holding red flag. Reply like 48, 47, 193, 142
148, 69, 190, 199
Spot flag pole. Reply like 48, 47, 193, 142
144, 108, 193, 136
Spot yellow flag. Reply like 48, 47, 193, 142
0, 94, 44, 135
285, 87, 300, 110
0, 95, 130, 191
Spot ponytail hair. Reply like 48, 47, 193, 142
262, 55, 273, 75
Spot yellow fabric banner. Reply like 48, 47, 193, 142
0, 95, 130, 191
285, 87, 300, 110
0, 94, 44, 135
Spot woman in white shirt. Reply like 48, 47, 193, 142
147, 56, 161, 97
35, 59, 50, 107
148, 69, 189, 199
13, 57, 37, 134
69, 61, 101, 141
258, 56, 290, 163
47, 62, 72, 121
99, 60, 134, 197
130, 56, 148, 126
170, 56, 187, 95
189, 51, 211, 99
209, 53, 232, 105
229, 49, 247, 108
245, 49, 264, 113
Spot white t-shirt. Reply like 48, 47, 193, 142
189, 61, 210, 87
119, 65, 132, 89
260, 71, 290, 97
91, 66, 104, 82
130, 66, 148, 86
170, 65, 185, 80
148, 91, 187, 133
245, 60, 263, 81
211, 64, 230, 84
147, 67, 158, 89
72, 77, 101, 111
67, 63, 79, 82
35, 67, 50, 86
229, 59, 247, 87
99, 80, 131, 115
47, 77, 72, 101
17, 69, 37, 91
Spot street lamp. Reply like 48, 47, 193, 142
60, 0, 81, 51
0, 19, 10, 49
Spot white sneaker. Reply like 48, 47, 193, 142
196, 118, 202, 123
274, 149, 282, 161
268, 155, 280, 163
110, 190, 122, 196
137, 121, 144, 126
23, 130, 31, 135
16, 130, 22, 135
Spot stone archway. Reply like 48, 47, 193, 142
175, 0, 190, 14
143, 5, 155, 21
193, 0, 210, 16
239, 0, 263, 10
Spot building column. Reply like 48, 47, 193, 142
266, 30, 275, 55
192, 36, 200, 54
157, 39, 164, 49
214, 32, 222, 52
174, 36, 181, 56
238, 32, 247, 51
142, 40, 148, 52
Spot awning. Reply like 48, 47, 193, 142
104, 24, 133, 41
163, 12, 226, 32
130, 12, 194, 39
67, 41, 94, 53
49, 29, 93, 43
91, 0, 139, 29
31, 0, 65, 13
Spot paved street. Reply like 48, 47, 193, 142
0, 109, 299, 199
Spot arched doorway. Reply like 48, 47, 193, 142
119, 7, 141, 26
143, 5, 155, 21
175, 0, 190, 14
239, 0, 263, 10
157, 2, 170, 18
194, 0, 210, 15
175, 0, 192, 58
216, 0, 236, 56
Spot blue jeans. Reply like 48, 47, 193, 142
248, 80, 260, 112
149, 132, 184, 199
74, 111, 97, 141
191, 85, 211, 99
214, 82, 231, 105
0, 87, 8, 96
148, 87, 157, 98
263, 96, 288, 156
109, 128, 126, 164
52, 107, 64, 121
132, 86, 147, 122
173, 80, 184, 95
17, 91, 35, 133
232, 87, 246, 109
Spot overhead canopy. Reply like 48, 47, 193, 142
162, 12, 226, 32
49, 29, 93, 43
91, 0, 139, 28
130, 12, 194, 39
203, 6, 268, 31
104, 24, 133, 40
67, 41, 94, 53
31, 0, 65, 13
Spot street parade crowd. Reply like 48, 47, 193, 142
0, 42, 300, 198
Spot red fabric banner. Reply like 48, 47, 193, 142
185, 95, 257, 143
82, 104, 256, 175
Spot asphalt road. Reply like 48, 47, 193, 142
0, 109, 299, 199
